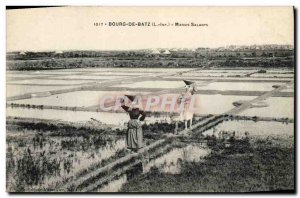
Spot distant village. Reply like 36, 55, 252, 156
8, 44, 293, 57
6, 44, 294, 70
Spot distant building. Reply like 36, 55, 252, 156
151, 49, 161, 54
19, 51, 26, 55
55, 50, 63, 54
162, 50, 171, 54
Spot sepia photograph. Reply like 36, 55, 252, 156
5, 6, 295, 193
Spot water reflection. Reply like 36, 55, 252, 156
6, 107, 129, 125
197, 82, 284, 92
239, 97, 294, 118
203, 120, 294, 138
143, 144, 211, 174
7, 107, 182, 126
93, 144, 211, 192
7, 85, 79, 98
9, 79, 94, 85
113, 80, 186, 89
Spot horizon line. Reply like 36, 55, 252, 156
6, 44, 295, 53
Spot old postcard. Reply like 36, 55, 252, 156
6, 6, 295, 192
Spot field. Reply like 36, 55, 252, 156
6, 66, 295, 192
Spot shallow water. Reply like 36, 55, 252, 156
144, 144, 211, 174
114, 80, 187, 89
45, 68, 191, 73
203, 120, 294, 138
113, 80, 210, 89
7, 91, 255, 125
7, 85, 78, 97
7, 107, 129, 124
12, 90, 149, 107
49, 75, 125, 80
251, 73, 294, 78
164, 76, 293, 81
197, 82, 283, 91
194, 95, 255, 115
7, 74, 55, 79
7, 71, 85, 76
194, 69, 255, 73
239, 97, 294, 118
9, 93, 256, 121
88, 72, 148, 76
197, 69, 293, 74
182, 73, 247, 77
281, 84, 294, 92
94, 144, 211, 192
6, 107, 182, 125
8, 79, 96, 85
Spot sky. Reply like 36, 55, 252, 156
6, 6, 294, 52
